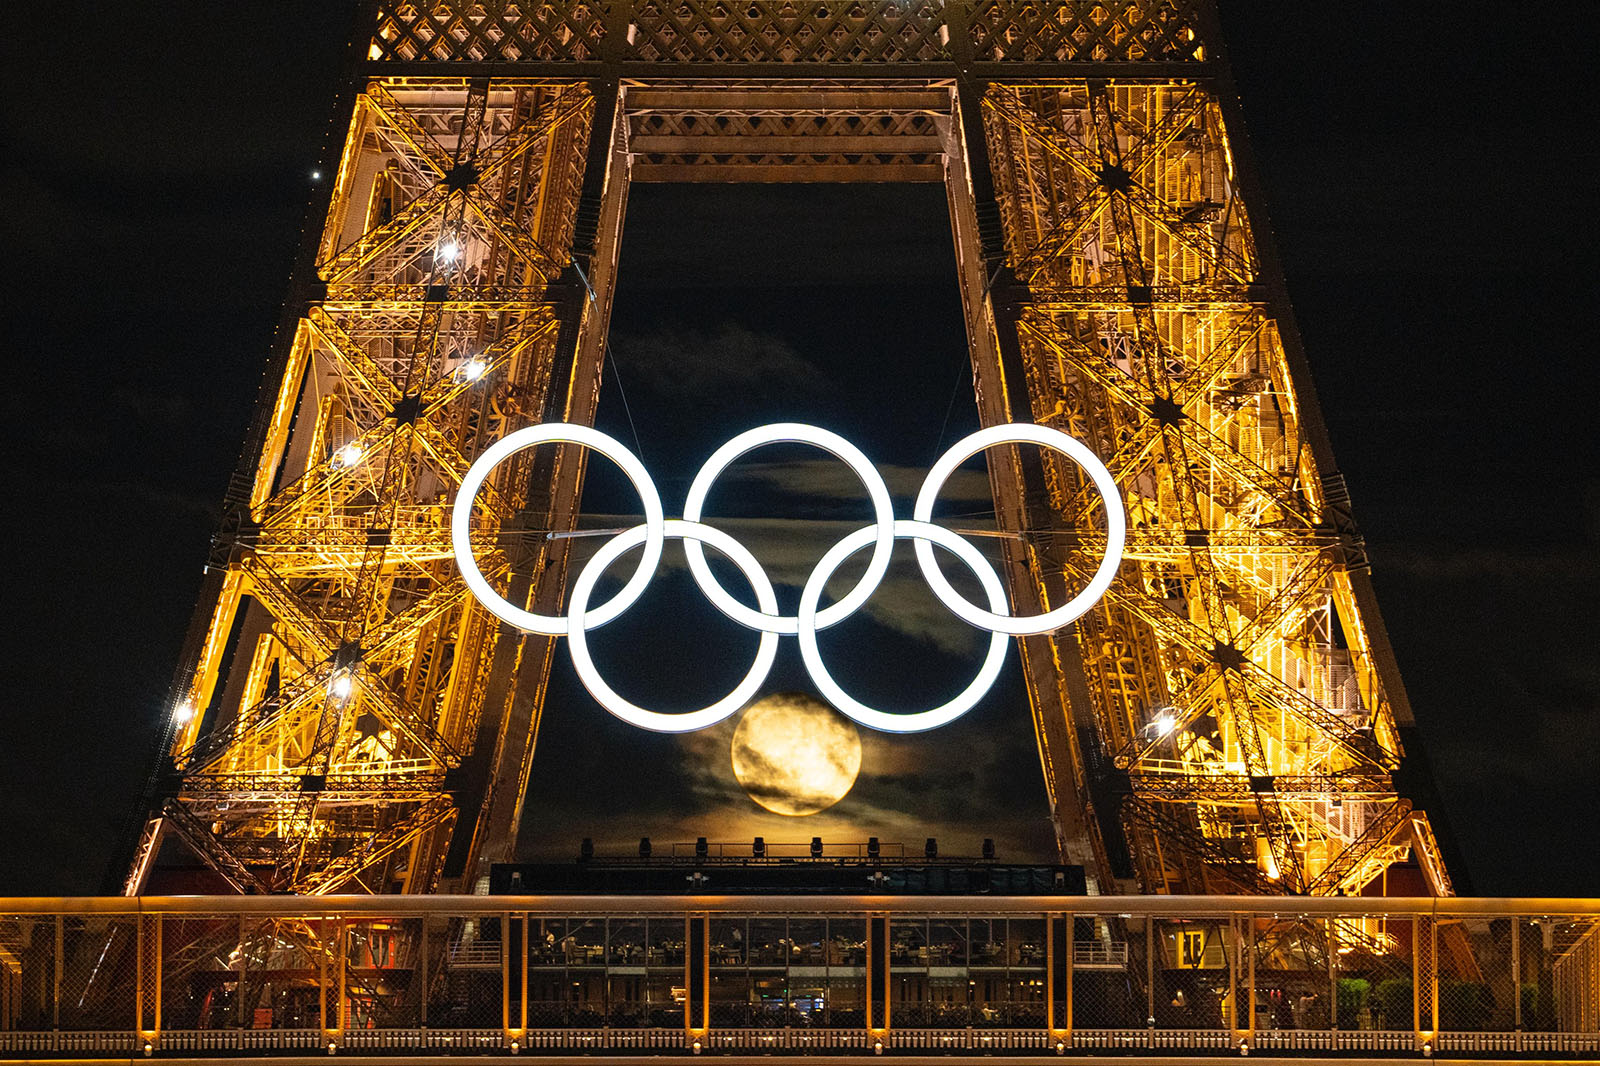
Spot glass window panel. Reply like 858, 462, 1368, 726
608, 917, 645, 965
607, 973, 649, 1027
566, 917, 605, 965
646, 974, 685, 1028
828, 918, 866, 966
789, 918, 826, 965
828, 976, 865, 1028
929, 919, 968, 967
970, 917, 1006, 967
710, 973, 753, 1027
647, 917, 684, 968
928, 975, 972, 1026
1010, 918, 1046, 968
749, 917, 786, 966
710, 917, 746, 966
751, 974, 788, 1027
891, 918, 928, 967
529, 917, 565, 966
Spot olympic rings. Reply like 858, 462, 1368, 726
682, 424, 895, 636
913, 422, 1126, 636
567, 520, 781, 733
451, 423, 665, 636
452, 421, 1125, 732
798, 520, 1010, 734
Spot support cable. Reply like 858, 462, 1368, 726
572, 255, 646, 465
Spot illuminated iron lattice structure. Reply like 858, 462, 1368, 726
125, 0, 1456, 900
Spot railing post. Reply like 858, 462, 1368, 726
419, 916, 429, 1030
866, 912, 889, 1045
1326, 916, 1338, 1033
52, 914, 61, 1034
318, 918, 328, 1037
1430, 915, 1440, 1044
1511, 918, 1521, 1049
237, 912, 248, 1033
502, 911, 526, 1047
155, 916, 164, 1039
1228, 913, 1248, 1046
1245, 913, 1257, 1047
1145, 915, 1158, 1024
335, 915, 347, 1043
134, 913, 143, 1041
684, 912, 708, 1046
136, 913, 162, 1047
1146, 916, 1156, 1038
500, 911, 510, 1043
1046, 912, 1070, 1044
1414, 913, 1436, 1051
1056, 912, 1074, 1045
318, 916, 346, 1048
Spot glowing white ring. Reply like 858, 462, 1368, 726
912, 423, 1125, 636
681, 423, 896, 636
797, 520, 1010, 733
451, 423, 664, 636
567, 520, 780, 733
452, 421, 1125, 732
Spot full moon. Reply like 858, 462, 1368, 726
731, 693, 862, 816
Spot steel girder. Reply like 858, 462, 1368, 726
127, 0, 1454, 902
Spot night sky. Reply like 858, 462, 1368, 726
1, 4, 1594, 897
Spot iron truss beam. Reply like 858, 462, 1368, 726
978, 79, 1446, 895
125, 0, 1455, 906
131, 80, 596, 895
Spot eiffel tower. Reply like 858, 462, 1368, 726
122, 0, 1457, 899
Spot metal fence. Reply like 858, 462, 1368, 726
0, 896, 1595, 1057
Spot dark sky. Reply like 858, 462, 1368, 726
0, 4, 1594, 896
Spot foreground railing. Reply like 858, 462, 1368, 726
1, 896, 1596, 1058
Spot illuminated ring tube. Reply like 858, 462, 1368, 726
913, 424, 1125, 635
796, 520, 1009, 733
567, 519, 780, 733
681, 423, 896, 636
452, 423, 664, 636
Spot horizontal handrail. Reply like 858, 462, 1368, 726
1, 894, 1596, 917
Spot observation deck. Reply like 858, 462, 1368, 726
2, 893, 1596, 1063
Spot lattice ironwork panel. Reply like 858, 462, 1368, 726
624, 85, 948, 180
371, 2, 607, 62
142, 78, 596, 896
980, 80, 1431, 896
364, 1, 1209, 67
968, 0, 1205, 63
628, 0, 945, 63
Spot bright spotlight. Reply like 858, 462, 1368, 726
329, 671, 355, 704
1152, 712, 1176, 736
459, 359, 488, 383
332, 443, 362, 469
173, 700, 196, 724
438, 239, 462, 263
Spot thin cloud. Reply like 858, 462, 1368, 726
631, 517, 1006, 656
718, 459, 995, 510
610, 324, 830, 406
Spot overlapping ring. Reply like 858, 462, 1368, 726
451, 422, 1125, 734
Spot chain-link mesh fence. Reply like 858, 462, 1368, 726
1072, 915, 1145, 1032
0, 917, 60, 1032
1154, 916, 1232, 1030
1251, 916, 1329, 1032
427, 912, 500, 1029
0, 900, 1594, 1054
56, 916, 138, 1032
1331, 912, 1414, 1033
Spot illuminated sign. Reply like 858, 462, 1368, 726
453, 423, 1124, 733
